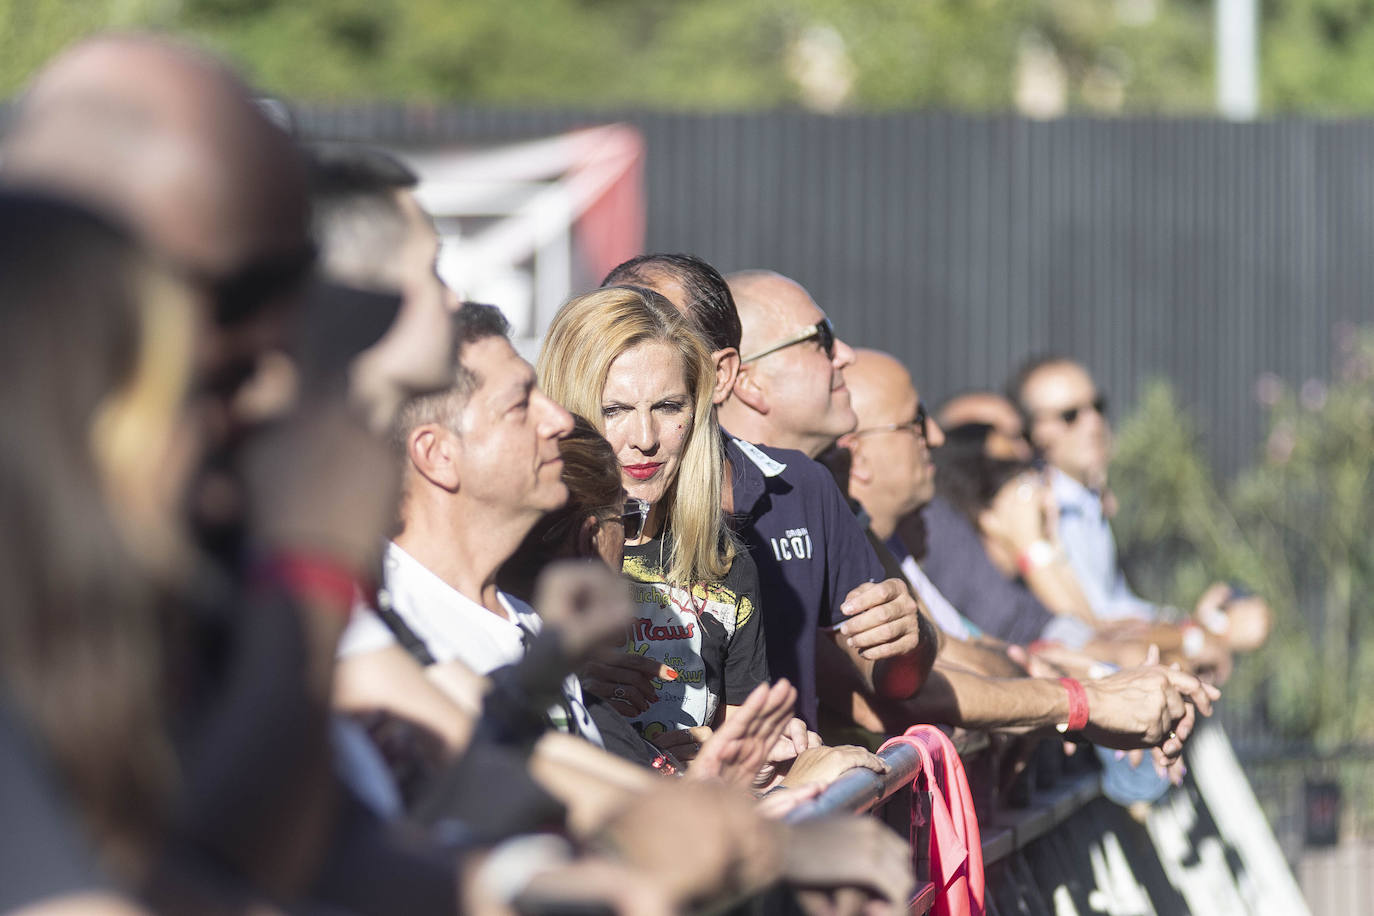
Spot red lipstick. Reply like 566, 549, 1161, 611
624, 463, 663, 481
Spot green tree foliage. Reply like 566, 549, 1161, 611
1112, 329, 1374, 749
0, 0, 1315, 113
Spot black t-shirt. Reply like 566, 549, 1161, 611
619, 532, 769, 739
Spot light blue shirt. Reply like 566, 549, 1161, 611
1050, 468, 1159, 623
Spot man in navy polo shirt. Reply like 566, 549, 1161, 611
603, 256, 937, 728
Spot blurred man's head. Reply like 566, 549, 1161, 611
837, 350, 945, 538
308, 144, 459, 430
2, 34, 313, 420
1010, 357, 1111, 489
602, 253, 740, 404
720, 270, 857, 457
396, 305, 573, 545
938, 391, 1032, 462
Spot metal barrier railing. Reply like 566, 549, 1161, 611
783, 741, 924, 823
784, 735, 1107, 915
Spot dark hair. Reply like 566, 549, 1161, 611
307, 143, 420, 287
497, 415, 622, 599
394, 302, 512, 444
602, 253, 741, 353
452, 301, 513, 399
932, 423, 1033, 527
0, 190, 179, 876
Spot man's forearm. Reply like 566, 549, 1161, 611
893, 663, 1070, 733
934, 634, 1026, 679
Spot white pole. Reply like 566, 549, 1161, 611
1217, 0, 1259, 119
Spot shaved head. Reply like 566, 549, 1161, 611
840, 349, 944, 535
846, 348, 913, 430
720, 269, 858, 457
3, 34, 308, 275
3, 34, 314, 428
726, 269, 798, 352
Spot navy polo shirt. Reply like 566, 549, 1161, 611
726, 435, 886, 727
919, 496, 1092, 649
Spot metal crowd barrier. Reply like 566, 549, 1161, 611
785, 722, 1310, 915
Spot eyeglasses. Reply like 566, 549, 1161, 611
1037, 396, 1107, 426
741, 318, 836, 364
621, 497, 650, 540
850, 401, 930, 442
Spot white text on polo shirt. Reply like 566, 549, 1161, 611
770, 527, 813, 561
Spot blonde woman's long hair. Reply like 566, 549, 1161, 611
538, 285, 734, 587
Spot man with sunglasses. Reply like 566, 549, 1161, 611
1011, 357, 1268, 665
719, 270, 938, 724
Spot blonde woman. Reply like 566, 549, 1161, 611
538, 286, 769, 749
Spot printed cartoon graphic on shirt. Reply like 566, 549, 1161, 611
618, 539, 766, 736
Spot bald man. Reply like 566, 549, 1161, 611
835, 349, 1223, 769
719, 270, 859, 458
2, 34, 314, 417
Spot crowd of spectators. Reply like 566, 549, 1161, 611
0, 33, 1270, 916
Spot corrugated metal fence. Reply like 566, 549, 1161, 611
290, 106, 1374, 476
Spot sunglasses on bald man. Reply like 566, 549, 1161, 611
741, 317, 836, 364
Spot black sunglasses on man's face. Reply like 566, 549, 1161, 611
1047, 395, 1107, 426
740, 317, 836, 363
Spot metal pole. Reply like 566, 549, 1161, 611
1217, 0, 1259, 119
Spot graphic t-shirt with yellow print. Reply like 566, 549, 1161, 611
618, 532, 769, 740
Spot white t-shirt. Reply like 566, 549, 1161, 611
383, 542, 602, 746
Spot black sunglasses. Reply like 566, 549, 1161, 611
1047, 396, 1107, 426
621, 497, 650, 541
741, 317, 836, 363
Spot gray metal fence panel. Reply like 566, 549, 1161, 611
213, 107, 1374, 473
11, 97, 1369, 474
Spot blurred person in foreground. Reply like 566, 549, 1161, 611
0, 191, 201, 911
603, 256, 936, 733
1009, 358, 1271, 666
827, 348, 1219, 775
0, 35, 466, 913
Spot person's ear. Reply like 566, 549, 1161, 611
837, 435, 873, 486
407, 424, 462, 492
575, 514, 600, 558
711, 347, 741, 406
731, 363, 769, 415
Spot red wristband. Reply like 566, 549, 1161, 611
256, 551, 362, 613
1058, 677, 1089, 732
